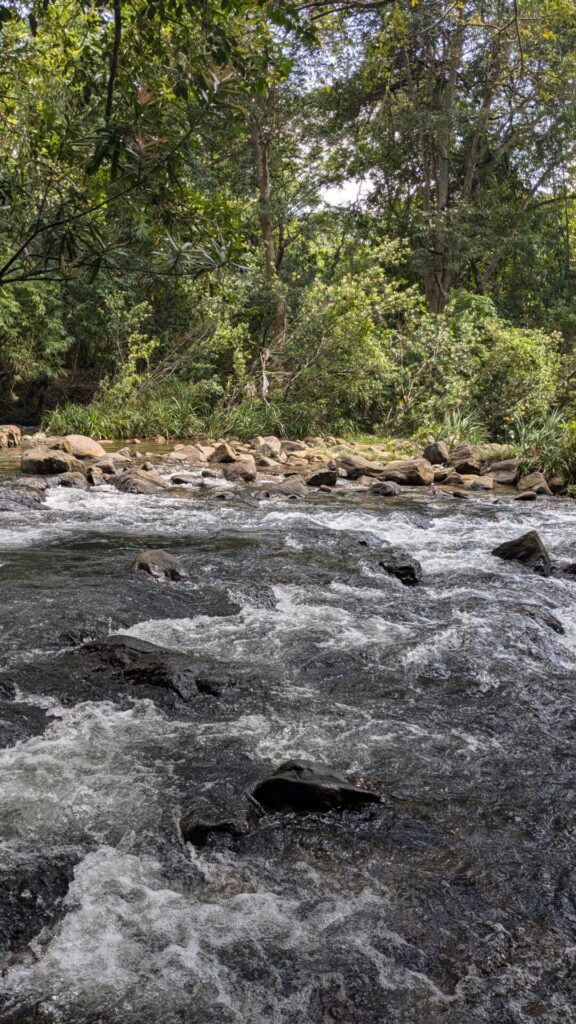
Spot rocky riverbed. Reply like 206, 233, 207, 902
0, 429, 574, 1023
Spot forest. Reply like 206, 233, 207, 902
1, 0, 576, 474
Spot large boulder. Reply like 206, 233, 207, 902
491, 530, 551, 576
21, 447, 85, 476
170, 444, 211, 463
489, 459, 520, 486
64, 434, 106, 459
336, 454, 384, 480
380, 458, 434, 486
423, 440, 449, 465
223, 456, 257, 483
0, 424, 21, 448
252, 760, 381, 813
132, 549, 187, 581
517, 472, 552, 496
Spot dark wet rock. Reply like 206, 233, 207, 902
380, 458, 434, 486
86, 465, 105, 486
489, 459, 520, 485
423, 440, 449, 465
378, 552, 423, 586
180, 782, 260, 847
369, 481, 402, 497
452, 456, 482, 475
451, 489, 471, 499
223, 456, 257, 483
21, 448, 85, 476
112, 469, 169, 494
0, 698, 51, 750
81, 635, 201, 701
132, 548, 187, 581
53, 471, 90, 490
306, 467, 338, 487
253, 760, 381, 813
517, 471, 552, 496
0, 853, 77, 952
492, 530, 551, 576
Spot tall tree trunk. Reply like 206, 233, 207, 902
249, 108, 286, 348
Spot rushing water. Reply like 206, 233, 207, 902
0, 472, 575, 1023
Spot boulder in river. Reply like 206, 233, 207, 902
489, 459, 520, 486
209, 442, 238, 464
380, 458, 434, 486
306, 467, 338, 487
133, 549, 187, 581
379, 551, 423, 586
21, 447, 85, 476
336, 454, 385, 480
223, 456, 257, 482
491, 530, 552, 576
53, 471, 90, 490
252, 760, 381, 813
63, 434, 106, 459
423, 440, 449, 465
112, 469, 169, 494
82, 634, 201, 701
517, 471, 552, 496
0, 424, 21, 448
369, 481, 402, 497
275, 475, 308, 497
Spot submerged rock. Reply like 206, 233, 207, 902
132, 549, 187, 581
253, 760, 381, 813
369, 481, 402, 497
379, 552, 423, 586
81, 634, 201, 701
491, 530, 552, 576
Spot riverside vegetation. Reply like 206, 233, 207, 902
0, 0, 576, 483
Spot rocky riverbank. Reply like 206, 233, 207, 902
0, 425, 565, 501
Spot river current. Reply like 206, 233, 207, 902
0, 475, 574, 1023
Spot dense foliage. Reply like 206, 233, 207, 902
1, 0, 575, 456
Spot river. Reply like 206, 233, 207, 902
0, 462, 574, 1023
